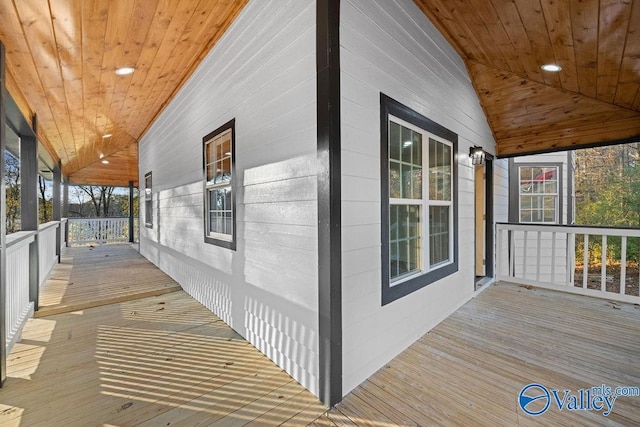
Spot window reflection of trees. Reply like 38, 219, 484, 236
5, 150, 21, 233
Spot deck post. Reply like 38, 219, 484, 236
128, 181, 134, 243
317, 0, 342, 407
62, 180, 69, 247
0, 41, 7, 386
21, 114, 40, 309
52, 161, 61, 263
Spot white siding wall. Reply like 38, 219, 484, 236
138, 0, 319, 396
494, 159, 509, 224
494, 159, 510, 277
340, 0, 497, 394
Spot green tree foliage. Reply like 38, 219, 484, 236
575, 142, 640, 265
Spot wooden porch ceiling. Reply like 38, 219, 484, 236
0, 0, 247, 186
1, 1, 638, 186
416, 0, 640, 157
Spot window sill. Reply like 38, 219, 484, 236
204, 234, 236, 250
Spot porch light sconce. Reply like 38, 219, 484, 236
469, 146, 485, 165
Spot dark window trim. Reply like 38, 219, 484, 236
144, 171, 153, 228
485, 156, 494, 278
380, 93, 459, 305
202, 118, 236, 251
508, 160, 564, 224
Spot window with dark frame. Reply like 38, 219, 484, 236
203, 119, 236, 250
144, 172, 152, 228
381, 94, 458, 305
518, 166, 559, 223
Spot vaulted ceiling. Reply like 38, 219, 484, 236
0, 0, 247, 186
415, 0, 640, 156
0, 0, 638, 187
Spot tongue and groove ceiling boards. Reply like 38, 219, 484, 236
0, 0, 247, 186
1, 1, 638, 185
415, 0, 640, 157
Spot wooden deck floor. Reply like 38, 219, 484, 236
312, 283, 640, 426
2, 244, 326, 425
37, 244, 182, 317
0, 291, 327, 426
7, 245, 640, 426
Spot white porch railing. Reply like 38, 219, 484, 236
4, 220, 63, 354
497, 223, 640, 304
60, 218, 68, 250
67, 217, 133, 245
39, 221, 59, 286
5, 231, 36, 354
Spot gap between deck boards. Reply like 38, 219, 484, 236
34, 285, 182, 318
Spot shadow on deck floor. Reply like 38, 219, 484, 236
0, 244, 326, 425
7, 243, 639, 425
36, 244, 182, 317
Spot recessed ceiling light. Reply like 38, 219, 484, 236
101, 159, 110, 164
541, 64, 562, 72
99, 153, 104, 159
115, 67, 135, 75
102, 133, 112, 138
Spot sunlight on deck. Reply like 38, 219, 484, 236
0, 292, 326, 425
313, 283, 640, 426
0, 243, 326, 425
37, 244, 182, 317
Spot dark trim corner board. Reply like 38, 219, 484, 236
316, 0, 342, 407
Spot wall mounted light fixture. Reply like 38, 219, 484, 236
469, 146, 485, 165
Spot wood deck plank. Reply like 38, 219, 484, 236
36, 244, 182, 316
314, 283, 640, 426
0, 245, 326, 426
7, 245, 640, 426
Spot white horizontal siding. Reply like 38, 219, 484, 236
340, 0, 498, 395
513, 232, 572, 284
138, 0, 319, 396
494, 159, 509, 224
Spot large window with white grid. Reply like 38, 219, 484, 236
381, 94, 458, 304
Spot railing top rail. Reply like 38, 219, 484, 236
68, 217, 130, 221
38, 221, 61, 232
496, 222, 640, 238
4, 230, 37, 250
